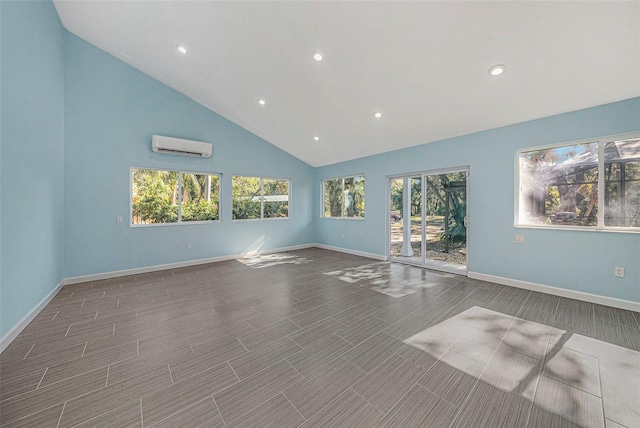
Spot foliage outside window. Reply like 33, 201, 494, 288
604, 139, 640, 227
131, 168, 219, 225
323, 175, 365, 218
517, 135, 640, 230
232, 176, 290, 220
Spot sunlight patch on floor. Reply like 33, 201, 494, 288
324, 262, 457, 298
237, 253, 312, 269
402, 306, 640, 427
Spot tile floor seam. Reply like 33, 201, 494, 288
286, 317, 303, 329
55, 401, 66, 428
415, 382, 460, 411
140, 397, 144, 428
283, 393, 308, 423
211, 395, 227, 426
236, 337, 250, 354
349, 386, 386, 415
595, 354, 607, 427
22, 343, 36, 360
35, 367, 49, 390
226, 361, 241, 382
186, 337, 196, 354
167, 363, 174, 384
538, 372, 604, 400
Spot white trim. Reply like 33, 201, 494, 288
63, 244, 315, 285
0, 280, 65, 353
468, 271, 640, 312
313, 243, 387, 261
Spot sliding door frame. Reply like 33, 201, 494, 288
386, 165, 470, 275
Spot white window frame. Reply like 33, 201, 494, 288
130, 167, 222, 227
515, 132, 640, 233
321, 174, 366, 220
231, 176, 291, 221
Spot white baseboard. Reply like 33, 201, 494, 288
63, 243, 315, 285
468, 271, 640, 312
313, 243, 387, 261
0, 279, 65, 353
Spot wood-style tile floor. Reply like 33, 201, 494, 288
1, 248, 639, 427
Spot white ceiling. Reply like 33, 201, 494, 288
53, 1, 640, 167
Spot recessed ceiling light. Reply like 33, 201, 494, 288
373, 112, 383, 119
313, 136, 320, 141
312, 51, 324, 62
488, 64, 506, 76
176, 44, 188, 55
258, 98, 266, 106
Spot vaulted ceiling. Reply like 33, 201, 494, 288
53, 1, 640, 167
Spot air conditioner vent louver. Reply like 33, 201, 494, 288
151, 135, 212, 158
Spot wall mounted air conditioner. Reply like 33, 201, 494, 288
151, 135, 212, 158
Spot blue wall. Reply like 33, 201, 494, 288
1, 1, 65, 338
314, 98, 640, 302
63, 33, 314, 278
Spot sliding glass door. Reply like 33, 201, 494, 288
388, 167, 468, 275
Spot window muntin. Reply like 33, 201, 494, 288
232, 176, 290, 220
322, 175, 365, 218
517, 135, 640, 231
131, 168, 219, 225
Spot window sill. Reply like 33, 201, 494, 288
131, 220, 221, 227
231, 217, 290, 222
321, 217, 365, 221
515, 224, 640, 234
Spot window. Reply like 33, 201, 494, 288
131, 168, 220, 225
517, 134, 640, 230
323, 175, 365, 218
232, 176, 290, 220
605, 139, 640, 227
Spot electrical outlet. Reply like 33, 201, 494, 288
186, 243, 192, 250
117, 216, 123, 224
515, 234, 525, 244
341, 233, 345, 239
614, 267, 624, 278
267, 235, 272, 241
